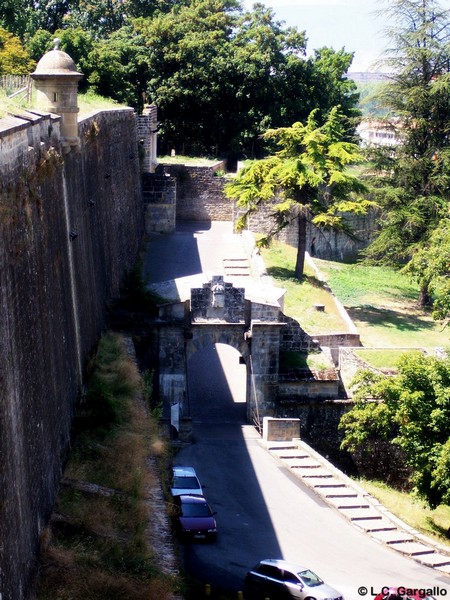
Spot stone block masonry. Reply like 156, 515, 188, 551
158, 161, 232, 222
142, 172, 176, 233
0, 108, 144, 600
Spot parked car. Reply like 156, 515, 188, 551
244, 559, 344, 600
374, 588, 435, 600
172, 494, 217, 541
170, 466, 203, 496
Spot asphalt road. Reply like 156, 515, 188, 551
175, 418, 450, 599
145, 222, 450, 598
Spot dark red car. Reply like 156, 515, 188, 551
173, 494, 217, 541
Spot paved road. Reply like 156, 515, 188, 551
144, 222, 450, 597
143, 221, 245, 283
176, 419, 450, 598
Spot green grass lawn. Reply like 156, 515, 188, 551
0, 89, 125, 119
357, 479, 450, 549
315, 258, 449, 348
261, 243, 349, 334
353, 348, 414, 369
262, 243, 449, 348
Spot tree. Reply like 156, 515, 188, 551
132, 0, 361, 158
225, 107, 371, 278
404, 218, 450, 324
133, 0, 241, 155
87, 25, 151, 110
339, 351, 450, 507
363, 0, 450, 305
0, 28, 34, 74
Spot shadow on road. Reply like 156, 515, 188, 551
144, 221, 283, 595
177, 342, 283, 595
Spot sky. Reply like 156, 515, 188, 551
241, 0, 450, 73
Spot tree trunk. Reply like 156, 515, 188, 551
417, 281, 432, 308
294, 212, 307, 279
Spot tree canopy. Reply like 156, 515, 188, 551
225, 107, 371, 277
0, 0, 361, 158
363, 0, 450, 309
339, 350, 450, 508
0, 28, 34, 74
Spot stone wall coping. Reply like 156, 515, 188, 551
78, 106, 135, 123
0, 110, 57, 137
0, 106, 134, 140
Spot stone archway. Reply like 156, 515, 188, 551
154, 275, 285, 440
186, 341, 247, 423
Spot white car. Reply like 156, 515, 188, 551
244, 559, 344, 600
170, 466, 203, 496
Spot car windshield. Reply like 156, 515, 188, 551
181, 503, 211, 518
173, 476, 200, 489
298, 570, 323, 587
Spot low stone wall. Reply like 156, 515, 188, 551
235, 197, 379, 262
262, 417, 301, 441
157, 162, 232, 221
278, 371, 340, 400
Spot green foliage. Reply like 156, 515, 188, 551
404, 218, 450, 322
340, 350, 450, 507
0, 27, 34, 74
363, 0, 450, 306
226, 107, 371, 277
37, 331, 180, 598
358, 478, 450, 546
353, 349, 409, 369
86, 25, 150, 109
260, 242, 349, 333
1, 0, 362, 159
76, 332, 141, 432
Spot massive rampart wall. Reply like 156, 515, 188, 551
0, 108, 143, 599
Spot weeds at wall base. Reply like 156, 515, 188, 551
35, 331, 182, 599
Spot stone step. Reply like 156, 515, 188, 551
312, 477, 347, 489
322, 490, 359, 499
272, 451, 309, 460
354, 518, 398, 532
291, 460, 322, 473
283, 459, 319, 468
327, 496, 371, 509
433, 562, 450, 573
371, 530, 414, 544
266, 443, 298, 451
390, 541, 436, 556
346, 509, 384, 521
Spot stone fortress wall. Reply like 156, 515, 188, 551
0, 107, 143, 600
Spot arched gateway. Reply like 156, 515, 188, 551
151, 274, 285, 439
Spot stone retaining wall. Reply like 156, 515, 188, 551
157, 162, 232, 221
0, 108, 143, 600
142, 172, 176, 233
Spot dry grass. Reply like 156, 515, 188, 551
358, 479, 450, 548
36, 332, 179, 600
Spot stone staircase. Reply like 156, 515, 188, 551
223, 257, 251, 277
261, 438, 450, 575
